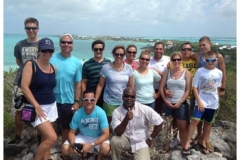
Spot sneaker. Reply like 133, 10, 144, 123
170, 137, 179, 148
8, 135, 21, 144
192, 135, 201, 144
206, 141, 214, 152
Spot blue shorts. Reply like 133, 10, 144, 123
143, 101, 155, 109
192, 106, 218, 123
57, 103, 74, 129
162, 102, 189, 120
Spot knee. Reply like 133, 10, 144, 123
61, 144, 70, 156
99, 143, 110, 155
111, 136, 122, 147
47, 133, 57, 145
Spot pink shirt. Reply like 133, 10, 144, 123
124, 60, 138, 69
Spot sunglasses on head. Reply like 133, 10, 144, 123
93, 48, 104, 52
83, 98, 95, 102
60, 40, 73, 44
41, 49, 54, 53
171, 58, 182, 62
25, 27, 38, 31
205, 58, 217, 63
123, 94, 135, 98
140, 57, 150, 61
181, 48, 192, 51
128, 51, 137, 54
114, 53, 125, 57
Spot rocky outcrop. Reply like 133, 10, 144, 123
4, 120, 236, 160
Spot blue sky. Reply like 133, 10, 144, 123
4, 0, 237, 37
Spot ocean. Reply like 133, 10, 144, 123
4, 34, 237, 71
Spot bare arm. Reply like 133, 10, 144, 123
191, 52, 199, 61
72, 81, 81, 111
68, 129, 76, 147
127, 75, 134, 88
16, 58, 21, 66
217, 53, 226, 88
95, 75, 106, 103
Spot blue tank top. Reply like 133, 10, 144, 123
198, 52, 219, 68
30, 61, 56, 105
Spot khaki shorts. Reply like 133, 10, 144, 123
12, 85, 25, 111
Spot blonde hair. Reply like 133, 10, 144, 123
170, 51, 182, 59
139, 49, 151, 59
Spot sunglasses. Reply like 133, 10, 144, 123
114, 53, 125, 57
25, 27, 38, 31
41, 50, 54, 53
155, 48, 163, 50
171, 58, 182, 62
205, 58, 217, 63
181, 48, 192, 51
123, 95, 135, 98
83, 98, 95, 102
60, 40, 73, 44
93, 48, 104, 52
128, 51, 137, 54
140, 57, 150, 61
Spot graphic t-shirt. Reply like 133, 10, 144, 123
193, 67, 222, 109
70, 106, 109, 138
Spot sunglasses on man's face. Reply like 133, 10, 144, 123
83, 98, 95, 102
114, 53, 125, 57
93, 48, 104, 52
123, 94, 135, 99
41, 50, 54, 53
205, 58, 217, 63
25, 27, 38, 31
181, 48, 192, 51
60, 40, 73, 44
171, 58, 182, 62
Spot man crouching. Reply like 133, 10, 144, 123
61, 90, 110, 160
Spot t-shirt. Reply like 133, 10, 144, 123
100, 63, 133, 105
133, 69, 161, 104
193, 67, 222, 109
148, 56, 169, 89
13, 39, 39, 85
82, 58, 111, 91
123, 60, 138, 69
50, 53, 82, 104
70, 106, 109, 138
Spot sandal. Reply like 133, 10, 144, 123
182, 147, 192, 156
198, 142, 209, 154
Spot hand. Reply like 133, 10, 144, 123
197, 101, 205, 112
165, 101, 174, 109
81, 143, 92, 157
173, 101, 181, 109
35, 105, 47, 122
153, 93, 158, 99
146, 138, 154, 147
219, 90, 225, 97
165, 89, 173, 98
125, 108, 133, 121
72, 102, 80, 113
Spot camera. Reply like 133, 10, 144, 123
14, 95, 24, 109
73, 143, 83, 154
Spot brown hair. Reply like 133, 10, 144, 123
199, 36, 211, 43
206, 51, 218, 58
112, 45, 125, 54
126, 44, 137, 52
24, 17, 39, 27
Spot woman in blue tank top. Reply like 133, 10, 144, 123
159, 52, 191, 154
21, 38, 58, 160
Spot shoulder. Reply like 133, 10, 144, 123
103, 58, 111, 63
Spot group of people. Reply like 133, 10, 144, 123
9, 17, 226, 160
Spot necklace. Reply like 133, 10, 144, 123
112, 62, 124, 71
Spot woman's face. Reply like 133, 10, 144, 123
199, 40, 212, 53
40, 49, 54, 61
113, 48, 125, 62
171, 55, 182, 68
126, 47, 137, 60
139, 54, 150, 67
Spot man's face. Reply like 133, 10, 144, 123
25, 22, 39, 39
59, 35, 73, 53
92, 44, 104, 58
83, 93, 95, 111
180, 44, 192, 58
122, 89, 136, 109
154, 44, 164, 59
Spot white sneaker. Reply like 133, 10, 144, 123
170, 138, 179, 148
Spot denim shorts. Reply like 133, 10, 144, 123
57, 103, 74, 129
143, 101, 155, 109
162, 101, 189, 120
192, 106, 218, 123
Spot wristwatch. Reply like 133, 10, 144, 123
149, 136, 154, 141
91, 142, 95, 147
74, 99, 80, 103
219, 88, 225, 91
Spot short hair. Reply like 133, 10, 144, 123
92, 40, 105, 49
206, 51, 218, 58
199, 36, 211, 43
24, 17, 39, 27
126, 44, 137, 52
83, 90, 95, 98
180, 42, 192, 49
139, 49, 151, 59
112, 45, 125, 54
170, 51, 182, 59
154, 42, 165, 49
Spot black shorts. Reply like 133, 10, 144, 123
162, 101, 189, 120
57, 103, 74, 129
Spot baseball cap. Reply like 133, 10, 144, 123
39, 38, 55, 50
60, 33, 73, 41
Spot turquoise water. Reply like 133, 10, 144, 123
4, 34, 236, 71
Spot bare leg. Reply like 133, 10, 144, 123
176, 119, 188, 148
98, 143, 110, 160
184, 119, 200, 150
61, 129, 70, 144
15, 111, 24, 136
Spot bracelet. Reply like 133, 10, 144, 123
149, 136, 154, 141
74, 99, 80, 103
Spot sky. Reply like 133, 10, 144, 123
3, 0, 237, 38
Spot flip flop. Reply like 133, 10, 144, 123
182, 147, 192, 156
198, 142, 209, 154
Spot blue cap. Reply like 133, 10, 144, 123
39, 38, 55, 50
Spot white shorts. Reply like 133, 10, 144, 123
25, 102, 58, 127
64, 133, 110, 153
